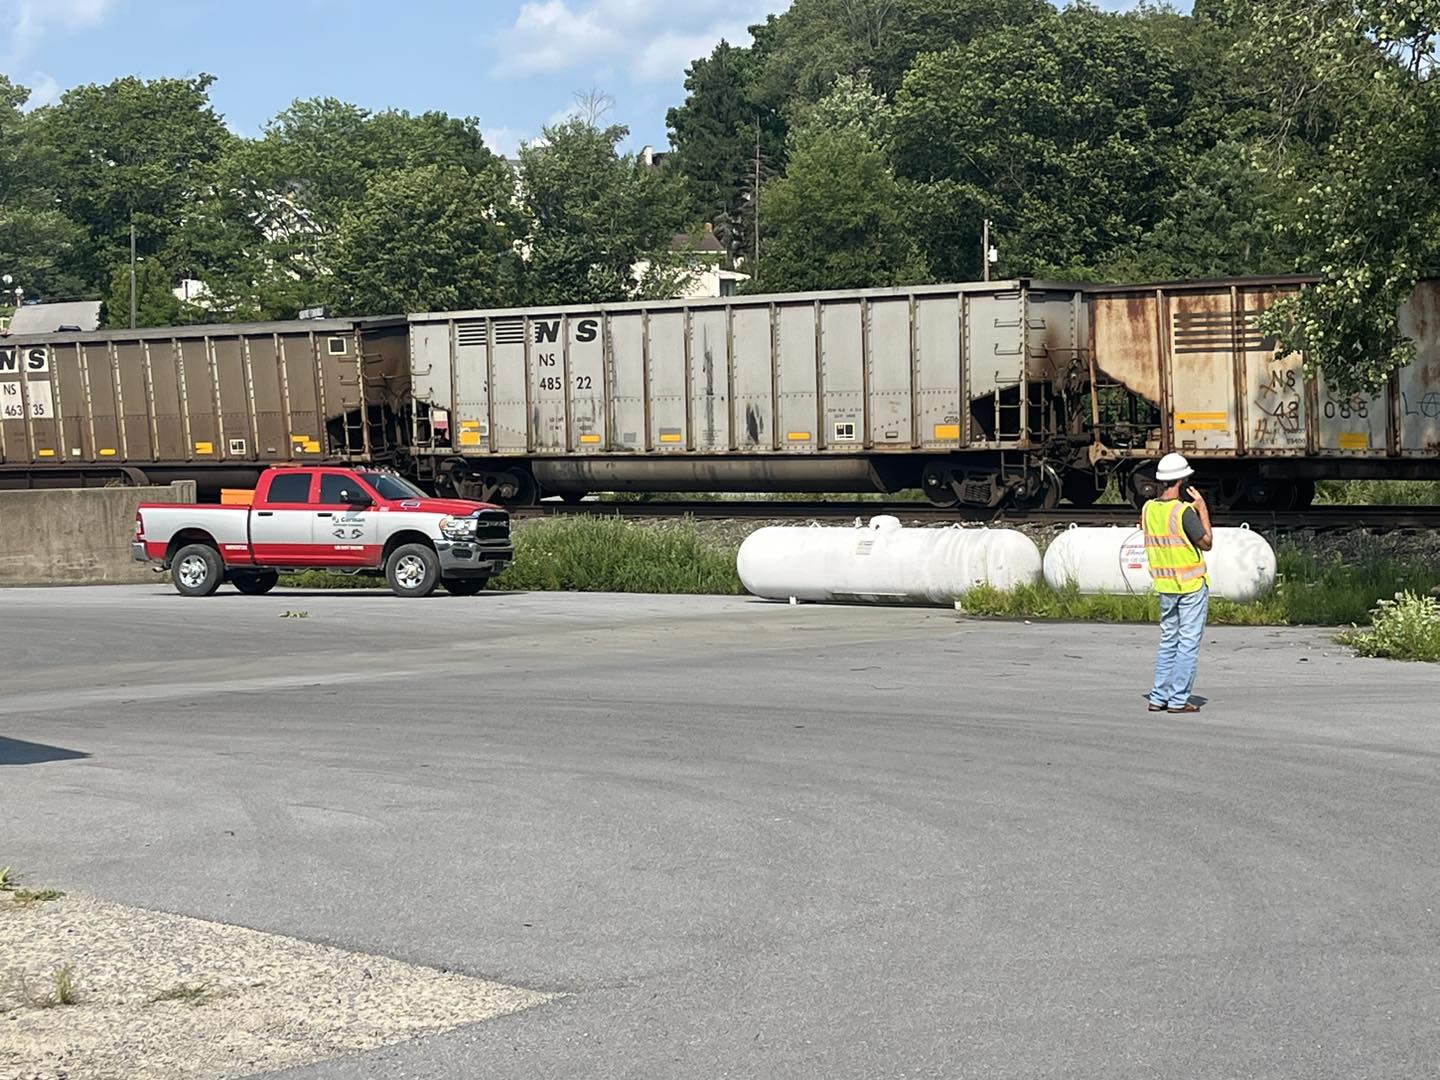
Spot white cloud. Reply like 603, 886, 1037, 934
633, 22, 756, 81
1, 0, 121, 66
481, 126, 529, 157
494, 0, 776, 81
21, 71, 59, 109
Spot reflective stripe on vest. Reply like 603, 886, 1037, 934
1143, 498, 1207, 595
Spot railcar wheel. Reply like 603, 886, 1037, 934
920, 462, 959, 507
232, 571, 279, 595
441, 577, 488, 596
385, 543, 440, 598
172, 543, 224, 597
493, 470, 538, 506
1010, 469, 1061, 511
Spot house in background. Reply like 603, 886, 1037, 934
635, 223, 750, 300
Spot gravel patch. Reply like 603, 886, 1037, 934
1, 892, 552, 1080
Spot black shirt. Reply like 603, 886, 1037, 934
1180, 504, 1205, 548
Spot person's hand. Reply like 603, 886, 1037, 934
1186, 485, 1207, 510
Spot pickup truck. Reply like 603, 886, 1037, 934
133, 465, 513, 598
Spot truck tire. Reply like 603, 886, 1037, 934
441, 577, 488, 596
232, 571, 280, 595
171, 543, 224, 597
385, 543, 440, 598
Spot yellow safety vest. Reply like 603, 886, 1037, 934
1143, 498, 1208, 594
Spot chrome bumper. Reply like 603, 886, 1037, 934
435, 540, 513, 578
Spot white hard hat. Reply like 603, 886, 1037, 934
1154, 452, 1194, 482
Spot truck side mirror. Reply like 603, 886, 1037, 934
340, 489, 373, 507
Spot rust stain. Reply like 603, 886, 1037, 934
1092, 295, 1162, 403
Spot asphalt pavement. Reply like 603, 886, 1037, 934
3, 585, 1438, 1079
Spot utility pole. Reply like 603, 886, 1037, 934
753, 119, 761, 280
982, 218, 990, 282
129, 222, 138, 330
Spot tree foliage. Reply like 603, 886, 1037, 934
516, 119, 690, 305
1227, 0, 1440, 395
327, 165, 522, 316
756, 85, 926, 292
1, 0, 1436, 392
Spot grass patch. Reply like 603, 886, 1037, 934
0, 867, 65, 905
19, 966, 80, 1009
1337, 591, 1440, 662
962, 542, 1437, 627
9, 887, 65, 905
149, 982, 220, 1006
496, 517, 742, 594
50, 965, 78, 1006
278, 518, 743, 594
1315, 480, 1440, 505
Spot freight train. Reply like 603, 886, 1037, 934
2, 276, 1436, 509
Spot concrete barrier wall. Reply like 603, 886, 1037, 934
0, 482, 196, 586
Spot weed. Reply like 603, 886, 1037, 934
50, 965, 78, 1006
0, 868, 64, 905
279, 610, 310, 619
495, 517, 743, 594
9, 887, 64, 905
21, 966, 80, 1008
148, 982, 218, 1006
1315, 480, 1440, 505
1338, 591, 1440, 662
962, 543, 1436, 627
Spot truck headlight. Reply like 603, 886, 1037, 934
439, 516, 478, 540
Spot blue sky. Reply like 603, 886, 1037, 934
1, 0, 1187, 157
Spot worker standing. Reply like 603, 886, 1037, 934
1143, 453, 1213, 714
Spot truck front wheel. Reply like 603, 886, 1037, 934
385, 543, 440, 598
172, 543, 224, 597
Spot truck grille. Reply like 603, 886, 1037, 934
473, 509, 510, 544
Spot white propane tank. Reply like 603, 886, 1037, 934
1042, 524, 1277, 603
736, 516, 1042, 605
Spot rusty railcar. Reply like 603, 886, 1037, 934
1083, 276, 1440, 507
0, 317, 411, 497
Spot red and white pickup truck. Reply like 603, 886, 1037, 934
133, 465, 513, 598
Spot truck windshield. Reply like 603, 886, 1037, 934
359, 473, 427, 500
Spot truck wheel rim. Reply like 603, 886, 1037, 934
396, 554, 426, 589
178, 555, 209, 588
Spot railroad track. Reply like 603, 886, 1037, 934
514, 501, 1440, 532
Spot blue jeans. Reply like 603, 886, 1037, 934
1149, 585, 1209, 709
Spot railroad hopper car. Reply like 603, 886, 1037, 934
0, 317, 411, 495
405, 281, 1092, 507
1, 276, 1435, 507
1089, 276, 1440, 508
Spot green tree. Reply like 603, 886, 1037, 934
892, 5, 1192, 280
756, 113, 927, 292
665, 40, 783, 263
516, 118, 690, 305
179, 98, 513, 320
0, 207, 96, 301
1227, 0, 1440, 396
326, 165, 523, 316
747, 0, 1049, 108
25, 75, 233, 280
0, 75, 29, 205
100, 258, 183, 329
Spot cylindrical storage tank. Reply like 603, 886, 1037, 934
737, 516, 1042, 605
1042, 524, 1277, 602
